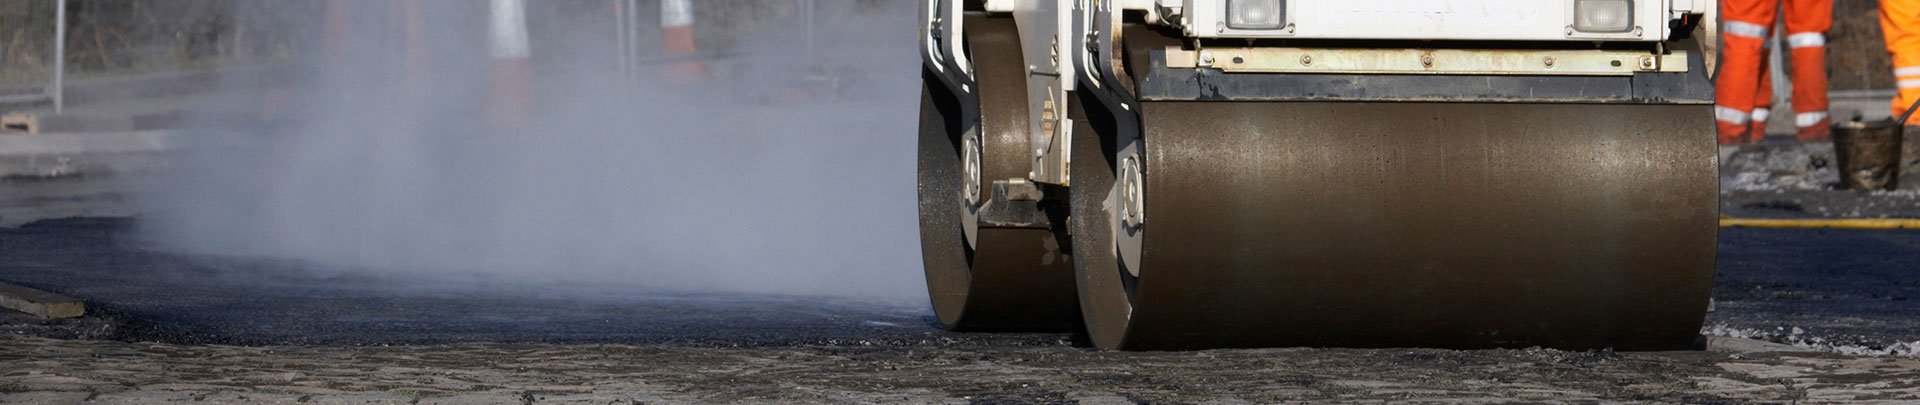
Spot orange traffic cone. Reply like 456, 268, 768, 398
323, 0, 350, 60
487, 0, 533, 127
401, 0, 431, 84
660, 0, 711, 82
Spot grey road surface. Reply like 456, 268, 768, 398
2, 161, 1919, 402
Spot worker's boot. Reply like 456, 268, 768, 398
1749, 119, 1771, 143
1718, 132, 1749, 145
1797, 118, 1833, 142
1718, 122, 1751, 145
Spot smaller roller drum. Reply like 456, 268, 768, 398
917, 16, 1079, 332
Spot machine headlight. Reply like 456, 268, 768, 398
1227, 0, 1284, 30
1572, 0, 1633, 33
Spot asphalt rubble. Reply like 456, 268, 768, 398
1719, 139, 1920, 219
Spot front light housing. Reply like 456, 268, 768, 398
1227, 0, 1284, 30
1573, 0, 1633, 33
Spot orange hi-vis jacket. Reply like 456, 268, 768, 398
1885, 0, 1920, 121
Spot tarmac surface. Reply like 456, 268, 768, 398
0, 216, 1912, 351
0, 145, 1918, 402
0, 213, 1917, 402
0, 217, 985, 348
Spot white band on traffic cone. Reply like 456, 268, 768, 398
662, 0, 694, 28
487, 0, 532, 126
489, 0, 530, 60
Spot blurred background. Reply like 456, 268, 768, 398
0, 0, 928, 301
1, 0, 1918, 298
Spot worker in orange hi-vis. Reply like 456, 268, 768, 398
1884, 0, 1920, 121
1716, 0, 1834, 144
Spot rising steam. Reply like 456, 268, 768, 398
142, 1, 926, 300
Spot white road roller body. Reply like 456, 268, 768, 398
918, 0, 1719, 350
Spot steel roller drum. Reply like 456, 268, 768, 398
1073, 101, 1719, 350
919, 17, 1079, 332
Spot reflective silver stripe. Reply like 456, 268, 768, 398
1900, 79, 1920, 88
1896, 67, 1920, 77
1716, 106, 1752, 124
1752, 108, 1771, 122
1787, 33, 1826, 48
1723, 21, 1769, 39
1796, 111, 1829, 128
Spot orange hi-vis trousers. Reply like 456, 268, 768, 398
1885, 0, 1920, 121
1716, 0, 1833, 144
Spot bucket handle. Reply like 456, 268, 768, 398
1898, 95, 1920, 129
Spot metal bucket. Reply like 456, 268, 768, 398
1832, 118, 1904, 190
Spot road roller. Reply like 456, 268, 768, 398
919, 0, 1720, 350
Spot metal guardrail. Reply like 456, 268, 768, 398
51, 0, 65, 114
0, 93, 50, 107
1831, 89, 1900, 99
0, 63, 295, 118
0, 0, 64, 114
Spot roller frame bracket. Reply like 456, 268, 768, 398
977, 179, 1068, 229
1138, 48, 1713, 104
1167, 47, 1687, 76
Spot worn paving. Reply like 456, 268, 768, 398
3, 332, 1918, 403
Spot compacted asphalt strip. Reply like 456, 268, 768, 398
0, 217, 1913, 351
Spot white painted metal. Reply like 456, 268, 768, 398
918, 0, 972, 81
946, 0, 971, 78
1012, 0, 1076, 184
1672, 0, 1709, 14
1180, 0, 1690, 41
1168, 47, 1687, 76
920, 1, 943, 74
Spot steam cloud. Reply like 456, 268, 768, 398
142, 1, 926, 301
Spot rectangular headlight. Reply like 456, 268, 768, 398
1573, 0, 1633, 33
1227, 0, 1284, 30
